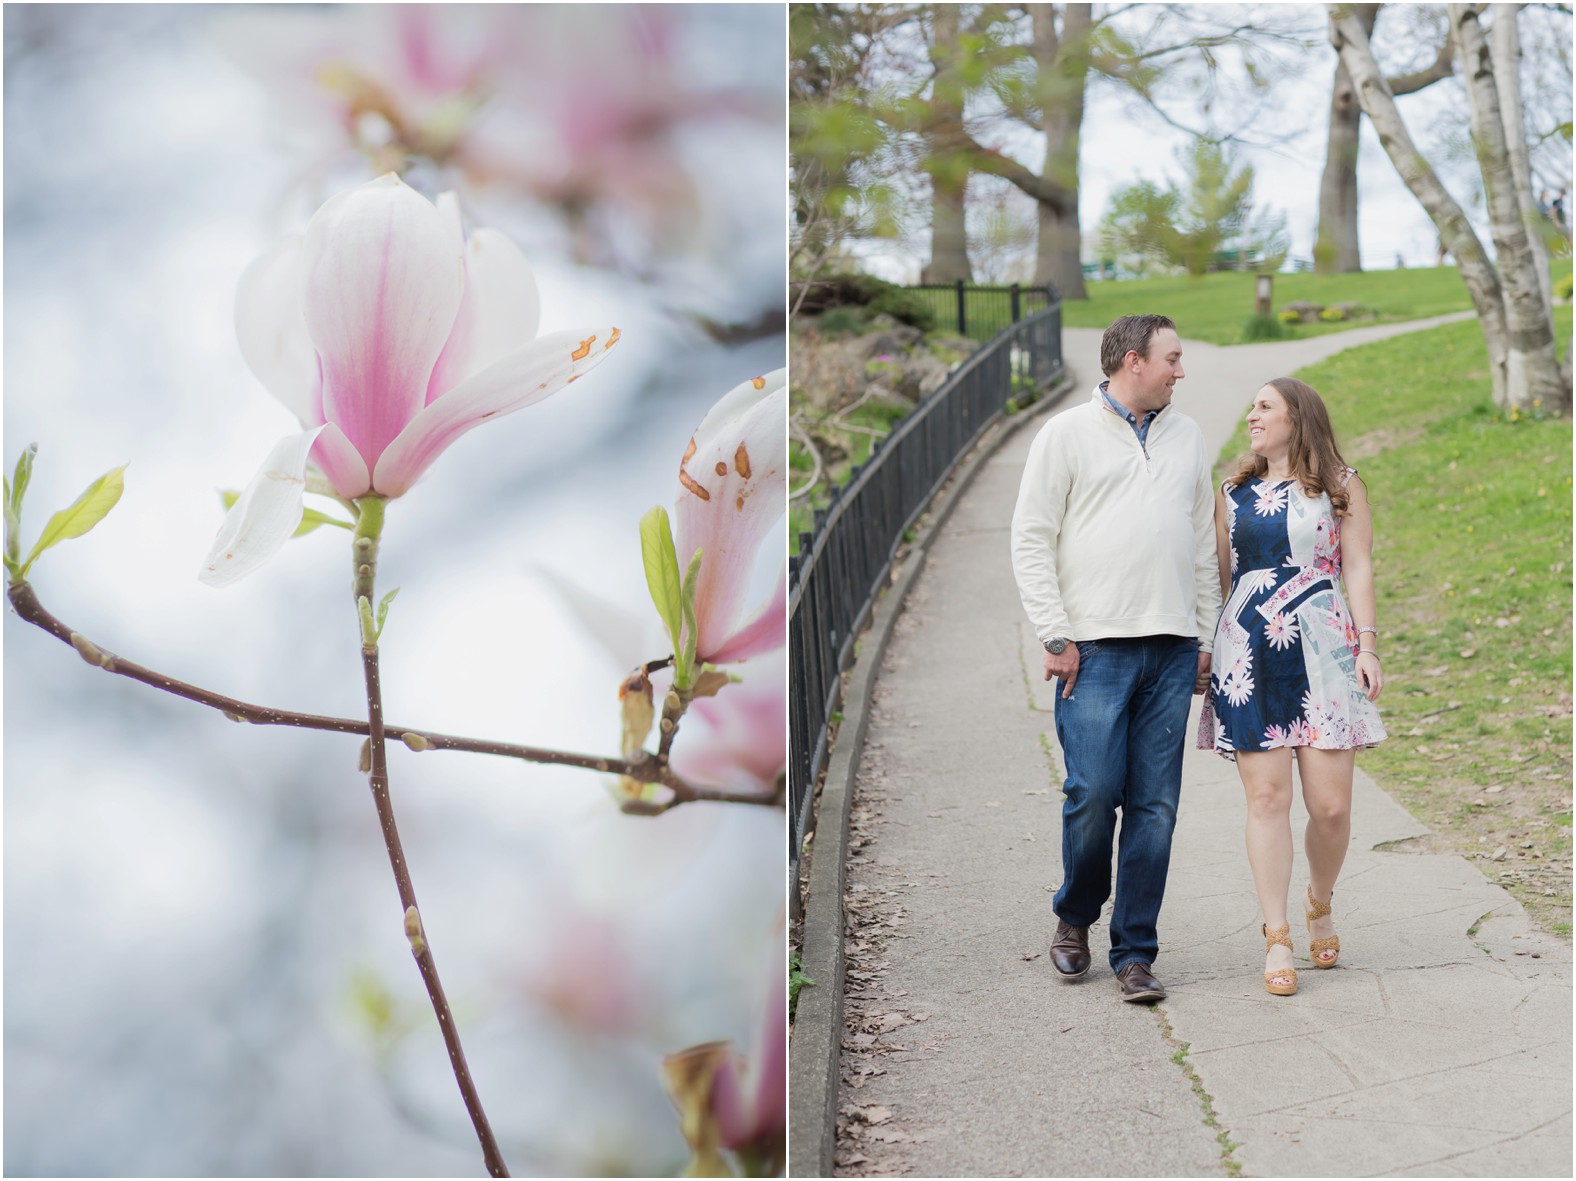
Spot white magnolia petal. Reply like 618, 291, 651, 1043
310, 421, 373, 501
672, 370, 788, 661
702, 562, 787, 665
373, 325, 620, 497
425, 226, 542, 403
199, 427, 326, 587
235, 235, 321, 427
302, 173, 465, 471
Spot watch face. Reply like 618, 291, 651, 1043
1047, 637, 1067, 654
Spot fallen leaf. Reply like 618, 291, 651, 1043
1022, 950, 1042, 961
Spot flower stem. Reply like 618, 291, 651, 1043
351, 498, 509, 1178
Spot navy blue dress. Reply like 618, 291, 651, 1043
1202, 471, 1386, 758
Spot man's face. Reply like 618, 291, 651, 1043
1125, 328, 1184, 413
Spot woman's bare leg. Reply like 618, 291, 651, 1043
1237, 748, 1296, 983
1297, 747, 1355, 963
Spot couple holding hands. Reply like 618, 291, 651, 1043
1010, 314, 1387, 1002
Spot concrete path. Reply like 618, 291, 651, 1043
795, 312, 1572, 1178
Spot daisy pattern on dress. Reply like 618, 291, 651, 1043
1264, 611, 1298, 650
1262, 723, 1292, 748
1287, 717, 1314, 745
1221, 666, 1254, 707
1238, 567, 1279, 596
1253, 482, 1290, 517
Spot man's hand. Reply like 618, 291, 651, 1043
1194, 651, 1212, 695
1043, 644, 1081, 699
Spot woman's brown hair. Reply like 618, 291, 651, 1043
1225, 377, 1354, 516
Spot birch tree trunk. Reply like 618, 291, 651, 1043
1489, 7, 1555, 329
1329, 4, 1512, 406
1448, 3, 1568, 411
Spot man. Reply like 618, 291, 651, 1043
1009, 314, 1219, 1003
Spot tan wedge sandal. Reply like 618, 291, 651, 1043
1306, 887, 1340, 968
1262, 922, 1298, 996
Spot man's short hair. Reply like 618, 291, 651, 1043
1100, 314, 1177, 376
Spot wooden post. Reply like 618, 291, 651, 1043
1255, 273, 1273, 317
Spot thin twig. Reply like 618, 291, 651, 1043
352, 500, 509, 1178
5, 580, 777, 810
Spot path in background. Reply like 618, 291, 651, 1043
824, 312, 1571, 1177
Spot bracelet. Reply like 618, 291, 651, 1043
1357, 625, 1379, 637
1356, 648, 1381, 662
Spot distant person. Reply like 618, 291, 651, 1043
1395, 252, 1405, 269
1553, 189, 1568, 234
1199, 378, 1386, 996
1010, 314, 1220, 1004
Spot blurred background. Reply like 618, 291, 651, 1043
4, 4, 785, 1175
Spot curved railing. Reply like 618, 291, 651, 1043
788, 299, 1064, 888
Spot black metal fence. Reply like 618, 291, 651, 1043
789, 299, 1064, 892
906, 281, 1060, 342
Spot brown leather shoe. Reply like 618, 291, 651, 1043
1115, 962, 1166, 1003
1050, 920, 1091, 979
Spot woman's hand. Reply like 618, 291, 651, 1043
1356, 650, 1382, 701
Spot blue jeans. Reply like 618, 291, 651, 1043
1052, 635, 1197, 973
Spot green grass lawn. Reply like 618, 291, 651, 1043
1065, 263, 1573, 346
1214, 309, 1573, 938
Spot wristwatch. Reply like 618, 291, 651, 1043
1044, 636, 1070, 654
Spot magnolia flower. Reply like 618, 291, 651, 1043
670, 651, 787, 798
673, 370, 787, 665
663, 928, 786, 1176
201, 173, 618, 586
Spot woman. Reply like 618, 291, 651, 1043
1201, 377, 1385, 996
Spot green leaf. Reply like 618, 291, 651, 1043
11, 443, 37, 517
19, 463, 126, 578
677, 545, 703, 688
219, 490, 352, 538
639, 506, 684, 660
375, 587, 400, 639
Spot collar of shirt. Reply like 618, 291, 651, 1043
1099, 381, 1160, 442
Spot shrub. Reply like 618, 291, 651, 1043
867, 286, 937, 332
1242, 313, 1288, 341
815, 308, 865, 337
1556, 272, 1573, 301
1277, 309, 1301, 325
1318, 306, 1347, 322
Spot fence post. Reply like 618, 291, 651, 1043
955, 278, 966, 337
1010, 283, 1021, 323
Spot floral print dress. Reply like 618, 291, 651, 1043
1203, 468, 1386, 759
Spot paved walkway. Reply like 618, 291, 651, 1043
792, 313, 1572, 1177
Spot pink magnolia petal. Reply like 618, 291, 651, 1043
702, 562, 786, 665
310, 421, 373, 500
371, 325, 620, 497
426, 224, 542, 404
199, 427, 326, 587
673, 650, 787, 792
302, 173, 464, 472
710, 939, 787, 1151
235, 235, 322, 427
672, 369, 787, 662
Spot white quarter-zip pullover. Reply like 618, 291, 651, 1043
1010, 387, 1220, 648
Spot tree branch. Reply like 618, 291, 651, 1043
5, 579, 778, 811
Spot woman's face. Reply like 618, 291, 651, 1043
1247, 385, 1293, 460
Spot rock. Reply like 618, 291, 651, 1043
893, 351, 953, 402
1281, 301, 1324, 323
